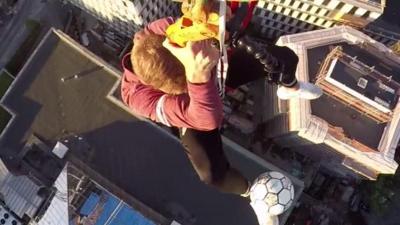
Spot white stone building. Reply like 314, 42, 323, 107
264, 26, 400, 179
253, 0, 398, 46
64, 0, 180, 37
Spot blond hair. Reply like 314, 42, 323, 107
131, 34, 187, 95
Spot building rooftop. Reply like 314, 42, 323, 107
0, 159, 44, 222
0, 29, 303, 225
36, 161, 168, 225
311, 94, 387, 150
306, 42, 400, 150
277, 26, 400, 179
0, 30, 135, 152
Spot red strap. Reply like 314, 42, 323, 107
241, 1, 257, 30
229, 1, 239, 14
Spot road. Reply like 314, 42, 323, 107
0, 0, 67, 70
0, 0, 35, 69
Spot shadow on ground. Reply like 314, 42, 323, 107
72, 120, 259, 225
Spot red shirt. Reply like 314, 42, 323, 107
121, 18, 223, 131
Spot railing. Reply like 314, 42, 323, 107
315, 46, 392, 123
315, 46, 342, 84
318, 78, 391, 123
328, 125, 377, 153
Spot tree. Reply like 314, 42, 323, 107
390, 41, 400, 56
362, 170, 400, 215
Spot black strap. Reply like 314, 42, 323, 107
232, 35, 284, 83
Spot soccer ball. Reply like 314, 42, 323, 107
249, 171, 295, 216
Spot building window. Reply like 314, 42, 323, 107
255, 8, 263, 16
268, 12, 275, 18
324, 9, 330, 17
290, 10, 297, 17
361, 11, 370, 19
348, 7, 357, 15
336, 2, 345, 11
322, 0, 330, 5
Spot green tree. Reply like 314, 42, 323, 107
391, 41, 400, 56
362, 171, 400, 215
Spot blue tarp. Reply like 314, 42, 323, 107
109, 205, 155, 225
80, 192, 100, 216
78, 191, 156, 225
94, 193, 119, 225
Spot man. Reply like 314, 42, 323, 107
121, 17, 249, 195
121, 17, 322, 196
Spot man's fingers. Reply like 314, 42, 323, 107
163, 39, 195, 52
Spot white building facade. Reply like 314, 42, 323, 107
253, 0, 398, 46
62, 0, 399, 46
63, 0, 180, 37
271, 26, 400, 179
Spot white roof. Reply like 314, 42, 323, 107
0, 175, 43, 218
0, 159, 43, 219
37, 167, 68, 225
52, 142, 69, 159
0, 159, 9, 184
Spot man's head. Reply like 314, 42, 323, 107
131, 33, 187, 95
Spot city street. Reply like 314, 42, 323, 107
0, 0, 68, 70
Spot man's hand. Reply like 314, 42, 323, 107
163, 39, 220, 84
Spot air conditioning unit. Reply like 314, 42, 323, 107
0, 205, 21, 225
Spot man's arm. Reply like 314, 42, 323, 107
160, 38, 222, 130
121, 71, 223, 130
162, 78, 223, 130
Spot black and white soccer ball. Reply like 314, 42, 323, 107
249, 171, 295, 216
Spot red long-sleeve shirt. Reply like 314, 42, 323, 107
121, 18, 223, 131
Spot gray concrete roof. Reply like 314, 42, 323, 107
0, 29, 265, 225
306, 43, 388, 149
